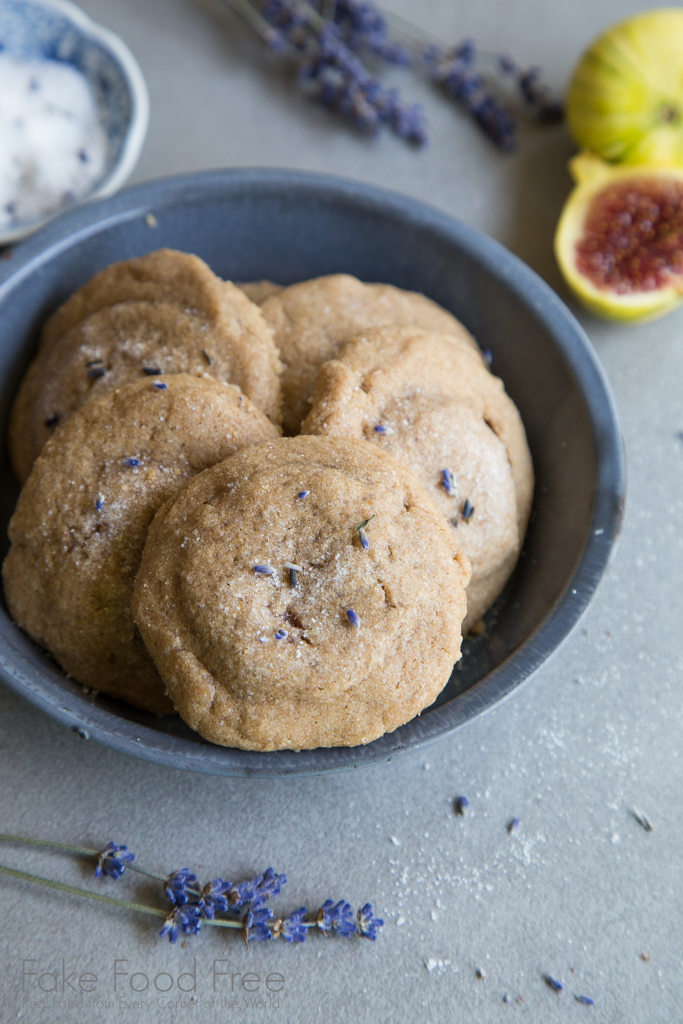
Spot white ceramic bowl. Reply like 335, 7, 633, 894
0, 0, 149, 245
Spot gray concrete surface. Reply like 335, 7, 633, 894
2, 0, 682, 1021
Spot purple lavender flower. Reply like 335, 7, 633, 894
357, 902, 384, 940
454, 795, 469, 816
441, 468, 457, 497
142, 366, 162, 375
275, 628, 288, 640
199, 878, 230, 919
346, 609, 360, 627
152, 381, 168, 390
497, 56, 563, 123
253, 564, 275, 575
251, 867, 288, 909
261, 2, 427, 145
94, 842, 135, 880
425, 41, 516, 151
164, 868, 199, 906
327, 0, 411, 64
160, 903, 202, 944
462, 498, 475, 523
317, 899, 357, 937
297, 490, 310, 499
242, 905, 274, 944
227, 868, 287, 910
123, 457, 141, 468
280, 906, 308, 942
575, 995, 595, 1006
544, 974, 563, 993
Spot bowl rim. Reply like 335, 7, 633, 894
0, 167, 627, 776
0, 0, 149, 246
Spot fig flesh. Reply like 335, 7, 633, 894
567, 8, 683, 167
554, 152, 683, 321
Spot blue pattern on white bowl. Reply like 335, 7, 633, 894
0, 0, 147, 242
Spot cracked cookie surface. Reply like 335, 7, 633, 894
132, 436, 471, 749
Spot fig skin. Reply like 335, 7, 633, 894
554, 151, 683, 322
567, 8, 683, 168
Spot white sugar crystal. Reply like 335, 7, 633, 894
0, 55, 107, 231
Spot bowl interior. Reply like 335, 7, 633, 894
0, 0, 135, 232
0, 171, 624, 775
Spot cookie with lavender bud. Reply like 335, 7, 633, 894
131, 436, 471, 750
260, 274, 482, 435
9, 290, 282, 482
300, 325, 533, 627
2, 375, 279, 714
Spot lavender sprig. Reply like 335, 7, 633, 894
217, 0, 561, 150
230, 0, 427, 144
0, 832, 383, 947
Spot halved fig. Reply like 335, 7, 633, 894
554, 151, 683, 321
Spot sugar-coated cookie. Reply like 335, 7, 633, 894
301, 326, 533, 626
132, 436, 471, 749
2, 375, 279, 714
260, 274, 481, 435
10, 288, 282, 481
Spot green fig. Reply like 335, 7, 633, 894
554, 151, 683, 321
567, 8, 683, 167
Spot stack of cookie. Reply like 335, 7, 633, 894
2, 250, 532, 751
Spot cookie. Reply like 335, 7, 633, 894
131, 436, 471, 750
40, 248, 247, 352
300, 326, 534, 626
2, 374, 279, 714
260, 274, 481, 435
9, 292, 282, 482
237, 280, 283, 304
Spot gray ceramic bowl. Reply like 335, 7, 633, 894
0, 169, 625, 776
